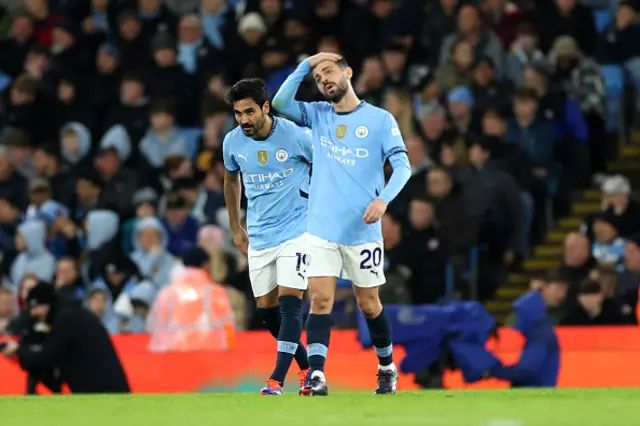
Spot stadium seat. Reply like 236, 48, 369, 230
593, 9, 613, 33
600, 65, 624, 133
177, 127, 203, 161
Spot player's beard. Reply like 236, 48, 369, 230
322, 77, 349, 103
242, 113, 266, 137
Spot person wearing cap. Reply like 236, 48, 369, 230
162, 192, 200, 258
549, 35, 606, 173
228, 12, 267, 81
2, 282, 130, 393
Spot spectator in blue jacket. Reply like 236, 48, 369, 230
489, 290, 560, 387
162, 193, 200, 258
506, 88, 557, 194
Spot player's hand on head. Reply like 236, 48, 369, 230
363, 199, 387, 224
232, 228, 249, 255
307, 52, 342, 68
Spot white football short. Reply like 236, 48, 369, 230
247, 233, 309, 297
306, 234, 386, 288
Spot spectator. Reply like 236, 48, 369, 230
354, 56, 387, 106
549, 35, 607, 173
533, 0, 598, 56
0, 192, 22, 267
71, 169, 103, 223
591, 212, 626, 271
162, 193, 200, 257
122, 187, 159, 256
139, 100, 189, 170
379, 213, 411, 304
381, 41, 410, 88
597, 1, 640, 65
130, 217, 177, 289
229, 12, 267, 83
561, 232, 596, 286
417, 104, 452, 162
58, 122, 92, 171
0, 287, 16, 334
0, 13, 35, 78
481, 0, 523, 50
469, 55, 512, 114
177, 14, 222, 78
5, 128, 36, 181
124, 279, 156, 333
195, 99, 228, 176
506, 88, 556, 193
92, 43, 122, 118
403, 196, 448, 303
505, 22, 545, 87
446, 86, 480, 165
200, 0, 237, 52
49, 20, 93, 79
0, 76, 42, 142
87, 287, 120, 334
435, 39, 475, 94
81, 209, 121, 283
440, 3, 504, 75
0, 146, 28, 209
414, 0, 461, 67
10, 219, 55, 290
53, 257, 85, 302
94, 144, 139, 219
539, 271, 570, 325
114, 10, 152, 72
138, 0, 179, 37
426, 167, 477, 255
32, 143, 75, 208
102, 72, 150, 149
382, 89, 419, 139
562, 278, 634, 325
25, 0, 62, 48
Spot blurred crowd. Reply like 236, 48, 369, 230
0, 0, 638, 337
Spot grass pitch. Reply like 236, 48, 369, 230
2, 389, 639, 426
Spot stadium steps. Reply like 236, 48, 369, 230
486, 137, 640, 324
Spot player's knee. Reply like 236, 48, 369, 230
255, 291, 279, 309
309, 290, 334, 313
278, 286, 304, 299
356, 291, 382, 319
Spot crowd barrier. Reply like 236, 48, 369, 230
1, 327, 639, 395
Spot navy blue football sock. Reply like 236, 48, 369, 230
306, 313, 332, 373
365, 307, 394, 367
258, 304, 309, 373
269, 296, 306, 383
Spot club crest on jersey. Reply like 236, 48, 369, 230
275, 149, 288, 162
258, 150, 268, 165
355, 126, 369, 139
336, 124, 347, 139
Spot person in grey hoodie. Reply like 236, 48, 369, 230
130, 217, 177, 289
59, 122, 92, 171
82, 210, 121, 284
139, 99, 189, 169
10, 220, 56, 291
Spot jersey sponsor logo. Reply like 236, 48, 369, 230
257, 150, 268, 165
391, 127, 401, 136
336, 124, 347, 139
320, 136, 369, 166
244, 168, 294, 190
275, 149, 288, 162
355, 126, 369, 139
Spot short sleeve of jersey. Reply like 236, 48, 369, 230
295, 127, 314, 162
382, 113, 407, 161
222, 134, 240, 173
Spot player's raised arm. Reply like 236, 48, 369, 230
272, 52, 342, 127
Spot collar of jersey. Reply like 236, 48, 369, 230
253, 115, 278, 141
335, 100, 366, 115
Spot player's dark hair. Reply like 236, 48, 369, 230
226, 78, 269, 107
336, 58, 349, 69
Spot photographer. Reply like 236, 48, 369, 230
2, 283, 130, 394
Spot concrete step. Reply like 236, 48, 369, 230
496, 286, 526, 300
620, 144, 640, 157
523, 258, 562, 271
581, 190, 601, 201
534, 245, 564, 257
557, 217, 583, 230
484, 300, 513, 314
547, 229, 569, 243
508, 273, 534, 286
572, 202, 601, 216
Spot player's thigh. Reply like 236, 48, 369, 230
306, 234, 341, 300
248, 246, 278, 302
275, 233, 308, 295
340, 241, 386, 288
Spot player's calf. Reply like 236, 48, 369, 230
355, 286, 398, 394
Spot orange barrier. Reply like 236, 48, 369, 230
1, 327, 639, 394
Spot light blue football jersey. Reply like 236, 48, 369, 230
298, 101, 407, 245
223, 116, 313, 250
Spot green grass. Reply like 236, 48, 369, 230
2, 389, 640, 426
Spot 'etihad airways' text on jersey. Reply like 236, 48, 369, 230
223, 117, 313, 250
298, 101, 406, 245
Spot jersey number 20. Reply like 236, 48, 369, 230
360, 248, 382, 270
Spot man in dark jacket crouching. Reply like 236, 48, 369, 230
2, 283, 130, 394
